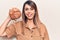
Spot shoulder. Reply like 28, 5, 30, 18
14, 21, 23, 26
13, 21, 23, 34
39, 23, 47, 37
6, 21, 23, 30
10, 21, 23, 30
40, 23, 46, 30
39, 23, 48, 35
15, 21, 23, 25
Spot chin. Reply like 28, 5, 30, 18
27, 17, 33, 20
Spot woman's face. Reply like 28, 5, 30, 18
24, 4, 35, 20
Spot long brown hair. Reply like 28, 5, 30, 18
22, 0, 41, 27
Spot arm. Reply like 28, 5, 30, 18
0, 16, 11, 36
40, 23, 49, 40
44, 28, 49, 40
0, 8, 21, 38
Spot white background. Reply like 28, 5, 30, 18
0, 0, 60, 40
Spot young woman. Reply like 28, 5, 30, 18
0, 0, 49, 40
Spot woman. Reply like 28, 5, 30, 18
0, 0, 49, 40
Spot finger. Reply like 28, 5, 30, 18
9, 9, 13, 14
12, 8, 20, 12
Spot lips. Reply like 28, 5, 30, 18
27, 13, 32, 17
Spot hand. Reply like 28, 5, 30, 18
9, 8, 21, 20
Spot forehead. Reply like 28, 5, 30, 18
24, 4, 31, 8
24, 4, 34, 9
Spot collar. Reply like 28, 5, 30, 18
25, 24, 37, 30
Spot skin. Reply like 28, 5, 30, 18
0, 4, 36, 36
24, 4, 36, 29
0, 16, 11, 36
24, 4, 35, 20
9, 8, 21, 20
0, 4, 49, 40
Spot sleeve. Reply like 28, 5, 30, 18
5, 24, 16, 38
44, 26, 49, 40
39, 23, 49, 40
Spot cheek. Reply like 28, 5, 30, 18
24, 11, 27, 16
32, 11, 35, 16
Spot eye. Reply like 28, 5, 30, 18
31, 8, 34, 10
25, 8, 28, 11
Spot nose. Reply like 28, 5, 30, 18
28, 9, 31, 13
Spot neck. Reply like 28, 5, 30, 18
26, 19, 36, 29
27, 19, 33, 24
